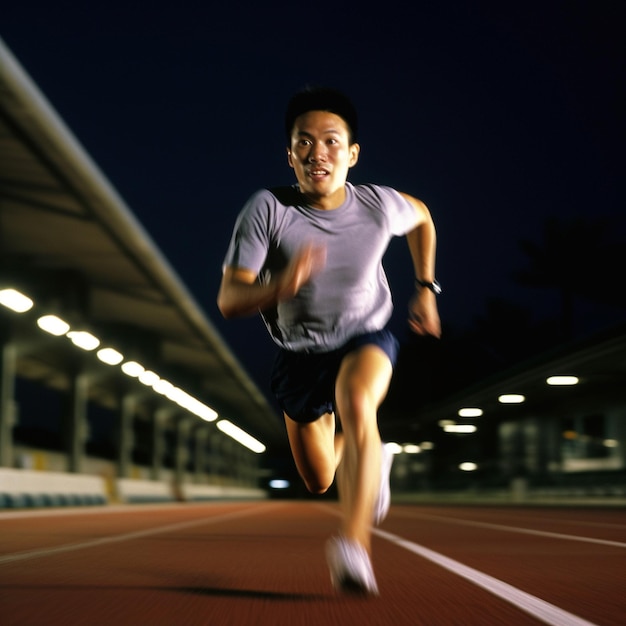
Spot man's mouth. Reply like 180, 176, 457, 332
308, 169, 329, 178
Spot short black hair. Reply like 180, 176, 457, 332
284, 86, 359, 145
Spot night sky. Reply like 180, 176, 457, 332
2, 1, 624, 406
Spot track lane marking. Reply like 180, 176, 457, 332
394, 510, 626, 549
0, 502, 234, 521
0, 502, 283, 565
318, 504, 598, 626
373, 527, 598, 626
481, 514, 626, 531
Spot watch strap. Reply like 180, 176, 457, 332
415, 278, 442, 295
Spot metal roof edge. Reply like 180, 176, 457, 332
420, 321, 626, 420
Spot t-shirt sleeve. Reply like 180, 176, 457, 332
384, 187, 421, 236
222, 190, 273, 275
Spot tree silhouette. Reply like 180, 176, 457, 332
513, 216, 626, 338
471, 297, 560, 363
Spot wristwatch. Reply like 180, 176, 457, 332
415, 278, 442, 295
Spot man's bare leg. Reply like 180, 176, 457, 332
283, 411, 338, 494
334, 345, 392, 552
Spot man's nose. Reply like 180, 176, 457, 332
308, 143, 327, 162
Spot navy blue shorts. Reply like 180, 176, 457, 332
270, 329, 399, 423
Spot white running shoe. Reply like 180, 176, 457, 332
373, 442, 394, 526
325, 535, 379, 596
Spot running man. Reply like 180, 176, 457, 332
218, 86, 441, 595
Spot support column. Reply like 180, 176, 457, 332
239, 448, 257, 487
223, 438, 235, 484
208, 431, 222, 482
116, 394, 136, 478
66, 372, 89, 474
174, 416, 190, 490
193, 426, 209, 484
0, 341, 17, 468
150, 408, 167, 481
236, 446, 249, 486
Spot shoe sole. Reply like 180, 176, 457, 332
326, 537, 379, 596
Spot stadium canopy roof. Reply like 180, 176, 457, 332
0, 38, 284, 450
413, 326, 626, 428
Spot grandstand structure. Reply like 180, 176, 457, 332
0, 37, 283, 504
387, 326, 626, 499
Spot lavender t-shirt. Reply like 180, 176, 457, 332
222, 182, 419, 352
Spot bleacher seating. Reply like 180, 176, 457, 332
0, 468, 108, 508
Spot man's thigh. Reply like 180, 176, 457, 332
335, 344, 393, 418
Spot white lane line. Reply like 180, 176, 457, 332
0, 502, 224, 521
394, 510, 626, 549
317, 504, 598, 626
500, 515, 626, 531
374, 527, 599, 626
0, 502, 281, 565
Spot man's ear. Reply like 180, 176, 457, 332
286, 147, 294, 168
349, 143, 361, 167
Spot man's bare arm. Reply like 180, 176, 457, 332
217, 244, 326, 319
400, 193, 442, 338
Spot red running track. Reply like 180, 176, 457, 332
0, 501, 624, 625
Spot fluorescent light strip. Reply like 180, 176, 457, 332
25, 302, 249, 450
547, 375, 579, 386
0, 288, 33, 313
37, 315, 70, 336
97, 347, 124, 365
498, 394, 525, 404
66, 330, 100, 351
217, 420, 266, 453
444, 424, 477, 434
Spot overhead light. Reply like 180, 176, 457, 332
67, 330, 100, 351
121, 361, 145, 377
165, 385, 188, 406
0, 288, 34, 313
97, 347, 124, 365
384, 442, 403, 455
498, 394, 525, 404
269, 479, 290, 489
458, 407, 483, 418
444, 424, 477, 434
403, 444, 421, 454
547, 376, 579, 386
189, 400, 217, 422
165, 386, 187, 404
217, 420, 265, 453
438, 419, 456, 428
152, 378, 174, 395
459, 462, 478, 471
419, 441, 435, 451
37, 315, 70, 336
138, 370, 159, 386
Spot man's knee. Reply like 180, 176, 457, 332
337, 384, 377, 434
302, 471, 334, 495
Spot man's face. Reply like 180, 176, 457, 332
287, 110, 360, 210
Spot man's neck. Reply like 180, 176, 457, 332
304, 186, 347, 211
